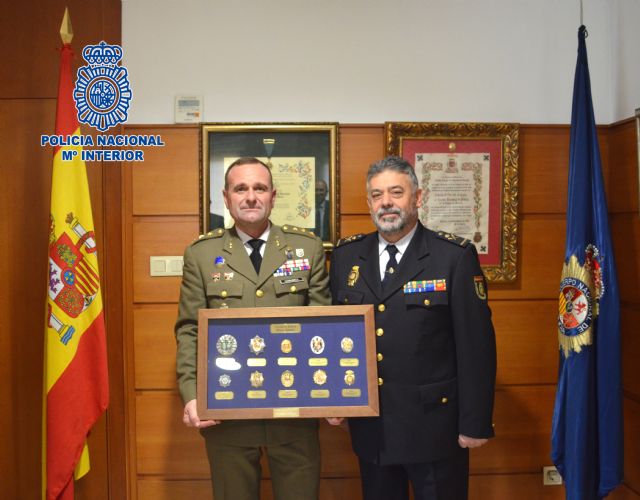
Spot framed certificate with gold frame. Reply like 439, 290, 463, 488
197, 305, 379, 420
386, 121, 519, 283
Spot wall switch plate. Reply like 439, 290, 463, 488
543, 466, 563, 485
150, 256, 184, 276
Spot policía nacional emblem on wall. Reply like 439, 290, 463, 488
557, 245, 604, 357
73, 41, 132, 132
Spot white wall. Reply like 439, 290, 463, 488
123, 0, 619, 125
611, 0, 640, 122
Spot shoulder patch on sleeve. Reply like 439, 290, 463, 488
191, 227, 225, 245
435, 230, 470, 247
337, 234, 366, 247
281, 225, 316, 238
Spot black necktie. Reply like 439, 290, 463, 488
248, 239, 263, 273
382, 245, 399, 288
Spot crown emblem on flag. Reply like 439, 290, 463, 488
73, 41, 132, 132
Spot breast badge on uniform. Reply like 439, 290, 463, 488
296, 248, 305, 257
347, 265, 360, 287
211, 272, 221, 281
215, 256, 225, 267
474, 276, 488, 300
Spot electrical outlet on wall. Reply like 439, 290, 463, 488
543, 466, 563, 485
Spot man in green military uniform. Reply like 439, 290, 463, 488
175, 157, 330, 500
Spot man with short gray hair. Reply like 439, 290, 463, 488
327, 155, 496, 500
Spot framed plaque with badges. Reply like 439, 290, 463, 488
197, 305, 379, 419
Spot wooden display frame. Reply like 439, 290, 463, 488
197, 305, 378, 419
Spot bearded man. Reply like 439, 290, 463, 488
327, 155, 496, 500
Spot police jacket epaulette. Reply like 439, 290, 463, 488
336, 234, 366, 247
435, 230, 470, 247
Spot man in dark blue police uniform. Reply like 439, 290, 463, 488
327, 156, 496, 500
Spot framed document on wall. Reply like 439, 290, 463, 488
201, 123, 339, 247
197, 305, 379, 420
386, 122, 519, 283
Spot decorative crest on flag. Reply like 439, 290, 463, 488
73, 41, 132, 132
557, 245, 604, 357
47, 213, 101, 345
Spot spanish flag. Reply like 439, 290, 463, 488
43, 10, 109, 499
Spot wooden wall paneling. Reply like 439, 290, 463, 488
137, 479, 212, 500
490, 216, 566, 300
319, 421, 359, 476
0, 98, 55, 499
469, 473, 564, 499
491, 300, 558, 385
470, 474, 639, 499
135, 392, 210, 477
624, 398, 640, 494
132, 217, 199, 303
1, 2, 115, 98
470, 385, 555, 474
611, 214, 640, 304
518, 125, 570, 214
608, 119, 639, 214
134, 305, 179, 390
102, 157, 128, 500
338, 125, 385, 214
610, 484, 640, 499
622, 306, 640, 400
137, 478, 364, 500
123, 161, 140, 500
129, 126, 200, 216
339, 214, 376, 237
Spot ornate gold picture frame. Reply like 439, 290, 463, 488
386, 122, 519, 282
201, 123, 339, 248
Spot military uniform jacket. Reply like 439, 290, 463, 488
175, 224, 330, 445
330, 224, 496, 465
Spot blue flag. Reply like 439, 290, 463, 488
551, 25, 623, 500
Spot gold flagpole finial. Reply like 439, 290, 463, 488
59, 7, 73, 44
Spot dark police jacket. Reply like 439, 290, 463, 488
330, 223, 496, 465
